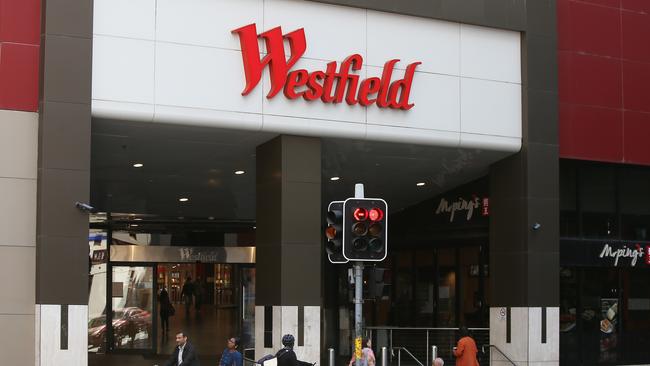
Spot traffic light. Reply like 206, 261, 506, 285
343, 198, 388, 261
325, 201, 348, 264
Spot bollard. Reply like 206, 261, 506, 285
431, 345, 437, 361
329, 348, 335, 366
381, 347, 388, 366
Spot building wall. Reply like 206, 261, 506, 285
558, 0, 650, 165
0, 0, 41, 364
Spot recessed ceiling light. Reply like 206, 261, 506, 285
179, 197, 189, 202
235, 170, 245, 175
208, 216, 215, 220
133, 163, 144, 168
330, 177, 340, 181
416, 182, 426, 187
130, 224, 139, 227
134, 218, 142, 221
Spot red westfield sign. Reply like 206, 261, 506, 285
232, 24, 421, 110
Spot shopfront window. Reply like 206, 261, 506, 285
579, 165, 617, 239
620, 168, 650, 241
561, 161, 650, 241
111, 266, 154, 350
560, 266, 650, 365
436, 248, 457, 327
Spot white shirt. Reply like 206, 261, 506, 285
178, 343, 186, 365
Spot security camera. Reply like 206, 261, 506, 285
75, 202, 96, 213
532, 223, 542, 230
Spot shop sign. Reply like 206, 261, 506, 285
598, 243, 649, 267
232, 24, 421, 110
561, 239, 650, 267
435, 195, 487, 222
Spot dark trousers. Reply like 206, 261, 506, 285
160, 314, 169, 332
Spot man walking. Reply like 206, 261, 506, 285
166, 331, 200, 366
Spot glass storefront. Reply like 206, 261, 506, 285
560, 160, 650, 365
561, 266, 650, 365
87, 222, 256, 356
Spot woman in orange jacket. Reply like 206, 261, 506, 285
453, 326, 479, 366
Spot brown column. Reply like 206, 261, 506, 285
255, 135, 322, 362
256, 135, 322, 306
36, 0, 93, 362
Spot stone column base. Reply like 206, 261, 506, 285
255, 305, 321, 363
489, 307, 559, 366
35, 304, 87, 366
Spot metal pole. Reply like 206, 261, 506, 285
381, 347, 388, 366
329, 348, 335, 366
354, 261, 363, 366
426, 330, 429, 366
431, 345, 438, 361
398, 349, 401, 366
353, 183, 365, 366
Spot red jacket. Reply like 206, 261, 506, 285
453, 336, 479, 366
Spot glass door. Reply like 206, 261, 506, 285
109, 265, 156, 352
241, 267, 256, 350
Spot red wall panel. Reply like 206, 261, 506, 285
622, 11, 650, 63
0, 0, 41, 112
623, 60, 650, 113
559, 51, 622, 109
558, 0, 650, 166
623, 111, 650, 165
559, 104, 624, 162
566, 1, 621, 58
0, 42, 40, 112
0, 0, 40, 44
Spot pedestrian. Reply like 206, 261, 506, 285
348, 338, 376, 366
166, 331, 200, 366
194, 276, 204, 312
433, 357, 444, 366
453, 326, 479, 366
159, 287, 173, 334
219, 337, 243, 366
275, 334, 299, 366
181, 277, 194, 315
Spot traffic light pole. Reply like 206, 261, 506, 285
354, 261, 363, 366
354, 184, 364, 366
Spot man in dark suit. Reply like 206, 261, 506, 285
166, 331, 200, 366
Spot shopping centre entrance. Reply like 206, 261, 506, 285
88, 226, 255, 359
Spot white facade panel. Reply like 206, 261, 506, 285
156, 0, 264, 50
92, 0, 522, 152
93, 0, 156, 40
155, 43, 263, 114
460, 78, 522, 138
92, 36, 155, 105
460, 24, 522, 83
264, 0, 366, 62
367, 10, 460, 76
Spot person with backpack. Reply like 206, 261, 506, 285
348, 338, 375, 366
275, 334, 299, 366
